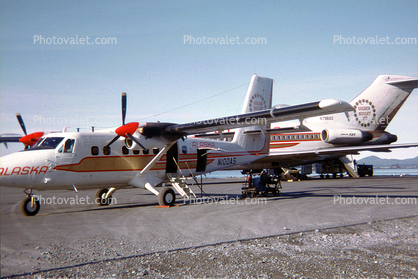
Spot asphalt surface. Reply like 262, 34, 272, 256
1, 175, 417, 278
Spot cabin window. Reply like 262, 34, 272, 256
153, 148, 159, 154
143, 149, 149, 155
103, 146, 111, 155
133, 149, 140, 155
182, 146, 188, 154
91, 146, 99, 156
278, 136, 281, 140
122, 146, 129, 155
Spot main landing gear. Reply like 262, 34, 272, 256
158, 187, 176, 206
95, 188, 115, 206
21, 189, 40, 216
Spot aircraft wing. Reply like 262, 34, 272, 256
233, 142, 418, 170
165, 99, 354, 135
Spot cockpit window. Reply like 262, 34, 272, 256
31, 137, 65, 150
58, 139, 75, 153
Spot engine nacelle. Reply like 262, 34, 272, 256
124, 137, 140, 150
321, 129, 373, 144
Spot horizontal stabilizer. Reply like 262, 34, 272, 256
386, 77, 418, 89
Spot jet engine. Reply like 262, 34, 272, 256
321, 129, 373, 144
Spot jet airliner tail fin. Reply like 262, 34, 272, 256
349, 75, 418, 131
232, 75, 273, 154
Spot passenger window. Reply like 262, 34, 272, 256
122, 146, 129, 155
91, 146, 99, 156
133, 149, 140, 155
153, 148, 159, 154
143, 149, 149, 155
103, 146, 111, 155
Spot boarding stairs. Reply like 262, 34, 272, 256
166, 173, 196, 199
338, 156, 359, 178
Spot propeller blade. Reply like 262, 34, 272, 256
105, 135, 120, 148
16, 113, 27, 135
126, 133, 147, 150
121, 92, 127, 125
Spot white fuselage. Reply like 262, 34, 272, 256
0, 131, 267, 190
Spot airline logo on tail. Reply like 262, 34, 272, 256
353, 99, 376, 127
249, 93, 268, 112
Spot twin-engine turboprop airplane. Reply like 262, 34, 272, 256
216, 75, 418, 175
0, 75, 354, 216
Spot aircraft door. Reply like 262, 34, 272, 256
166, 142, 178, 174
196, 149, 208, 172
55, 139, 76, 165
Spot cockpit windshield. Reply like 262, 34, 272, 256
30, 137, 65, 150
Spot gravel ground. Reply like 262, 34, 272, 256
8, 215, 418, 279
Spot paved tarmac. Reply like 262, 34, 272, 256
1, 175, 417, 277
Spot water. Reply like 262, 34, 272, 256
373, 168, 418, 176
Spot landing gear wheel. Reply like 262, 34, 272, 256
21, 196, 40, 216
95, 188, 112, 206
274, 189, 280, 197
158, 187, 176, 206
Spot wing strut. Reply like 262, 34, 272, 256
135, 141, 177, 180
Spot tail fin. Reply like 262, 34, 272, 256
232, 75, 273, 154
350, 75, 418, 131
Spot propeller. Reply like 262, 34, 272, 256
105, 93, 146, 149
16, 113, 44, 148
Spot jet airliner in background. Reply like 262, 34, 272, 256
197, 75, 418, 177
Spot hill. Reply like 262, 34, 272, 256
357, 156, 418, 169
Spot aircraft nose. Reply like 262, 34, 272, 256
0, 151, 46, 187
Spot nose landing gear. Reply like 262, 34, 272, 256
21, 189, 40, 216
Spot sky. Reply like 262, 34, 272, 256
1, 0, 417, 160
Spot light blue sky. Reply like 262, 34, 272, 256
1, 0, 417, 159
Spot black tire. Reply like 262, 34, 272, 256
158, 187, 176, 206
95, 188, 111, 206
21, 196, 40, 216
273, 189, 280, 197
